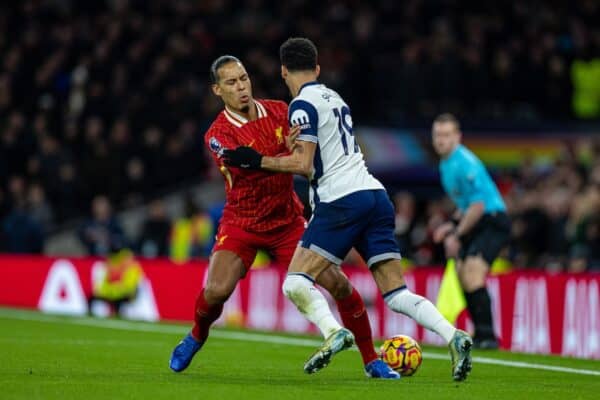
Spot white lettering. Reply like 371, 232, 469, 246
487, 277, 502, 340
511, 277, 550, 354
119, 279, 159, 322
588, 280, 600, 358
247, 269, 279, 330
38, 260, 87, 315
562, 279, 600, 358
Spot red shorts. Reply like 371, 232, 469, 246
212, 216, 307, 270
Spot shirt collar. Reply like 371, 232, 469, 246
224, 100, 267, 128
298, 81, 320, 95
442, 144, 463, 163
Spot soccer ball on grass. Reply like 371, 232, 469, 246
379, 334, 423, 376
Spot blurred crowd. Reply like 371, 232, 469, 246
0, 1, 599, 271
77, 193, 218, 261
393, 141, 600, 273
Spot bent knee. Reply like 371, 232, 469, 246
204, 283, 234, 304
282, 274, 312, 300
321, 276, 352, 300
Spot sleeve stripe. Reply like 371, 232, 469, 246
297, 134, 318, 143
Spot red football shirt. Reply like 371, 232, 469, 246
204, 99, 304, 232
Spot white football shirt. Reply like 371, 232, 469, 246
289, 81, 384, 208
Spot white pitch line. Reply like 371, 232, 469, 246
1, 308, 599, 376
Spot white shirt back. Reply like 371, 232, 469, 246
289, 82, 383, 208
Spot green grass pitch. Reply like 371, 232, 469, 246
0, 307, 598, 400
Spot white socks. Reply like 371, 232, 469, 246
384, 287, 456, 343
282, 275, 457, 343
282, 274, 342, 338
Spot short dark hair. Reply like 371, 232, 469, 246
433, 113, 461, 130
279, 37, 318, 71
210, 55, 241, 83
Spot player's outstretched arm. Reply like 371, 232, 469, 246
221, 139, 316, 177
260, 139, 316, 177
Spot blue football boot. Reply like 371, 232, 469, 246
365, 359, 401, 379
169, 333, 204, 372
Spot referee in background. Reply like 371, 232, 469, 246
432, 113, 511, 349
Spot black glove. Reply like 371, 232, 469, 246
222, 146, 263, 169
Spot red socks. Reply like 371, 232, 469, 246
191, 288, 224, 342
336, 287, 379, 365
190, 286, 378, 365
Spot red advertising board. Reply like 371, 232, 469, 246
0, 255, 598, 359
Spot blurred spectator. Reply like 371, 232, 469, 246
0, 187, 8, 220
571, 58, 600, 119
418, 199, 449, 265
88, 248, 143, 318
122, 157, 150, 207
27, 182, 54, 232
567, 184, 600, 271
393, 191, 417, 259
508, 190, 549, 267
80, 139, 121, 202
6, 175, 27, 210
206, 200, 226, 251
0, 0, 598, 228
542, 188, 571, 268
169, 196, 214, 263
1, 197, 44, 254
137, 199, 171, 258
37, 135, 70, 195
52, 161, 86, 221
78, 195, 126, 256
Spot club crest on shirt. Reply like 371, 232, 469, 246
209, 137, 224, 156
275, 126, 283, 144
217, 234, 227, 246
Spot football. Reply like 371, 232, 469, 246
379, 334, 423, 376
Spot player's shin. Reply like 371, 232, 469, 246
336, 287, 379, 364
282, 273, 342, 337
191, 288, 224, 342
384, 285, 456, 343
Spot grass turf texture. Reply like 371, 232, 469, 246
0, 307, 598, 400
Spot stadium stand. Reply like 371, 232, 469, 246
0, 0, 598, 271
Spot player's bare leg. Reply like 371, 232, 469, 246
371, 259, 472, 381
282, 247, 354, 374
170, 250, 245, 372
